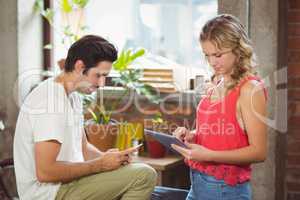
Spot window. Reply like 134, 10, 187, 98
52, 0, 217, 90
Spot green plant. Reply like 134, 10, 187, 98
34, 0, 89, 49
152, 112, 165, 124
83, 48, 160, 125
113, 48, 160, 104
148, 111, 169, 133
82, 94, 112, 124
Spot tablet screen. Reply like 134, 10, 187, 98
144, 129, 187, 153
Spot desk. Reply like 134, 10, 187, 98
133, 155, 190, 189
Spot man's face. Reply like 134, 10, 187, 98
75, 61, 112, 94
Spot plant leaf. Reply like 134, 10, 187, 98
43, 44, 53, 49
41, 8, 54, 25
72, 0, 89, 8
130, 48, 145, 61
63, 25, 74, 37
124, 49, 132, 66
33, 0, 44, 12
102, 112, 112, 124
80, 25, 89, 31
73, 34, 80, 42
87, 108, 98, 123
61, 0, 72, 13
113, 50, 126, 71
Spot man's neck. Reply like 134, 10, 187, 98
54, 72, 77, 95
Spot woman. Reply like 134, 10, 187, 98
172, 14, 267, 200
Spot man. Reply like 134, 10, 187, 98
14, 35, 157, 200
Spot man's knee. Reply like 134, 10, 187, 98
130, 163, 157, 187
142, 164, 157, 187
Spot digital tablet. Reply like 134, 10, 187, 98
144, 129, 187, 153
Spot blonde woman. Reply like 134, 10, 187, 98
172, 14, 267, 200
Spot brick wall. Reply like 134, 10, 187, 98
287, 0, 300, 199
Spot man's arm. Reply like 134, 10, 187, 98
82, 129, 103, 161
35, 140, 96, 183
35, 140, 137, 183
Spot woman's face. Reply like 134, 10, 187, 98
201, 40, 237, 78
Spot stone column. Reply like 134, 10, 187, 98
0, 0, 18, 159
0, 0, 43, 196
218, 0, 249, 33
218, 0, 283, 200
250, 1, 284, 200
0, 0, 42, 163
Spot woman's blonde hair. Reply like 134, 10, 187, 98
200, 14, 257, 89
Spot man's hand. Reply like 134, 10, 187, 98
91, 146, 140, 173
172, 127, 195, 143
35, 141, 140, 183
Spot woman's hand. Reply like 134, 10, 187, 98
172, 127, 195, 143
171, 142, 213, 162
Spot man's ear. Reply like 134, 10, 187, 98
74, 60, 85, 74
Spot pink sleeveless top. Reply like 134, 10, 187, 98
187, 76, 267, 186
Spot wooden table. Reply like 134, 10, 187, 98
133, 155, 190, 189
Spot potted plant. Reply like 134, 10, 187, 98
83, 48, 160, 151
144, 112, 169, 158
83, 98, 120, 152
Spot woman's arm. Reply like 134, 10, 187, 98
210, 80, 267, 164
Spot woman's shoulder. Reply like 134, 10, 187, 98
239, 75, 267, 100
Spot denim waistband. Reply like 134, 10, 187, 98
187, 169, 251, 200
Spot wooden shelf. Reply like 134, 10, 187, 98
132, 155, 184, 171
141, 68, 176, 93
132, 155, 190, 189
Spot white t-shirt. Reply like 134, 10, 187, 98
13, 78, 85, 200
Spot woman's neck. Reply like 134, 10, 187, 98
213, 74, 232, 85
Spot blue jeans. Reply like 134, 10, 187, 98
151, 186, 189, 200
186, 169, 252, 200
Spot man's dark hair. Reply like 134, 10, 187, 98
64, 35, 118, 73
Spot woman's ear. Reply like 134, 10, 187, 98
74, 60, 85, 74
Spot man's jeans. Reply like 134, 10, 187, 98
55, 163, 156, 200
